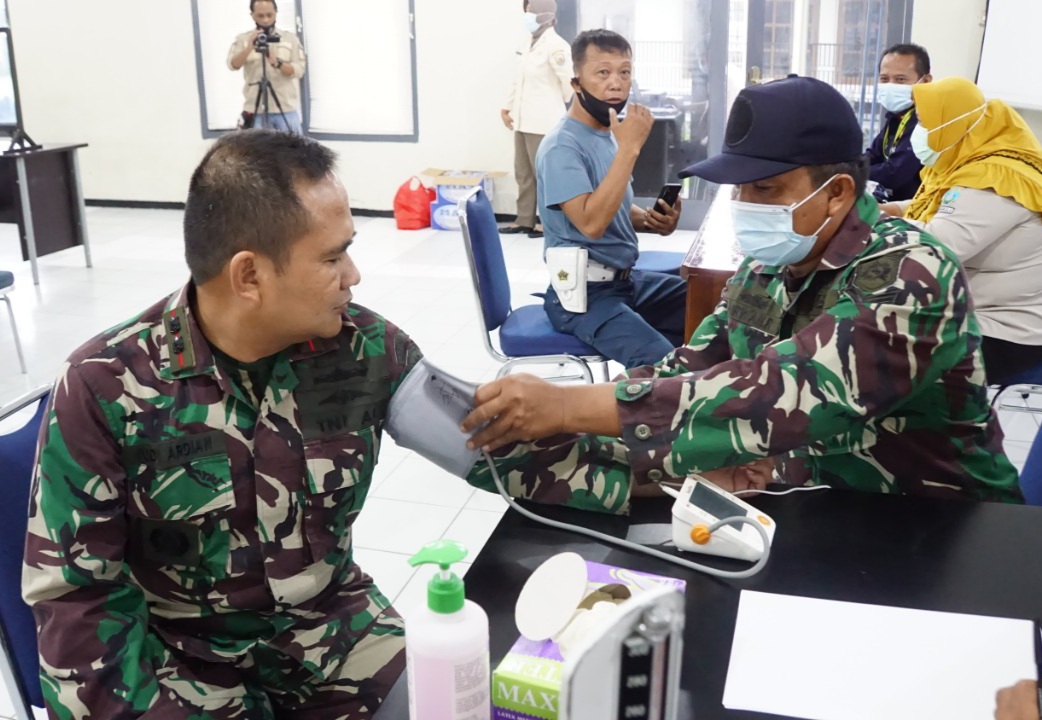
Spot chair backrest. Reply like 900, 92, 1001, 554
1005, 363, 1042, 387
0, 387, 50, 710
1021, 424, 1042, 506
458, 187, 512, 332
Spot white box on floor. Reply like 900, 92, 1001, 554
421, 168, 505, 231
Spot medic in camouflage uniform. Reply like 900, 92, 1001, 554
22, 132, 632, 720
462, 76, 1022, 504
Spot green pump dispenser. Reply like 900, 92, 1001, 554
408, 540, 470, 615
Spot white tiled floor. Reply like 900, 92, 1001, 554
0, 208, 1038, 718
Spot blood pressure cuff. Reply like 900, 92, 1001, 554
385, 358, 483, 478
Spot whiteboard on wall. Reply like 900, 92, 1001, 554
977, 0, 1042, 111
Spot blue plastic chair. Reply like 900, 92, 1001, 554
457, 187, 609, 382
0, 271, 27, 374
1020, 423, 1042, 506
0, 386, 50, 719
634, 250, 685, 277
1004, 363, 1042, 387
992, 360, 1042, 413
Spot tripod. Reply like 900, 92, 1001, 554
250, 42, 290, 130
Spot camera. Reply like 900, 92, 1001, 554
254, 26, 281, 52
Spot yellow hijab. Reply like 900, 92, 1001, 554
905, 77, 1042, 222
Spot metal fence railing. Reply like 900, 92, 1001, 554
807, 43, 869, 87
634, 41, 692, 97
807, 41, 884, 141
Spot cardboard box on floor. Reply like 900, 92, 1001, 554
422, 168, 507, 231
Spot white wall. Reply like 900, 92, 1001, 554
910, 0, 1042, 139
7, 0, 520, 213
9, 0, 1042, 210
910, 0, 986, 81
8, 0, 212, 204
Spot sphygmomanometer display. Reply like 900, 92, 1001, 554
690, 482, 745, 521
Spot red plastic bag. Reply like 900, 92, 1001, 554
393, 177, 436, 230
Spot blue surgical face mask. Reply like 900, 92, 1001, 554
910, 103, 988, 167
730, 176, 837, 268
910, 124, 940, 167
876, 82, 915, 114
523, 12, 541, 34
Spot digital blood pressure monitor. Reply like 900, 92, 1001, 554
664, 478, 776, 561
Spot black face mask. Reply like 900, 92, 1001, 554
573, 80, 628, 127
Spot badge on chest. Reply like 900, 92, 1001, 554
295, 354, 391, 441
727, 277, 783, 336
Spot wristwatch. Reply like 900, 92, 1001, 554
275, 59, 284, 69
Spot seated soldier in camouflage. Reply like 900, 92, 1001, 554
462, 76, 1022, 504
21, 131, 636, 720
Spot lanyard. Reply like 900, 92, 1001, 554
883, 110, 914, 159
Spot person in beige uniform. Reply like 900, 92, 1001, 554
882, 77, 1042, 385
228, 0, 307, 134
501, 0, 573, 238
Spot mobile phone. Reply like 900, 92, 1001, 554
656, 183, 683, 209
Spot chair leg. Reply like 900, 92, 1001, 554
991, 385, 1007, 409
993, 383, 1042, 415
496, 356, 600, 385
2, 296, 26, 374
0, 624, 34, 720
577, 360, 594, 384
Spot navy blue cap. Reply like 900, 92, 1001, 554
679, 76, 864, 183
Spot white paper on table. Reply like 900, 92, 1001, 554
723, 591, 1036, 720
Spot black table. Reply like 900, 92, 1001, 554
375, 489, 1042, 719
0, 143, 92, 285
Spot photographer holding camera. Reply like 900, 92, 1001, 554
228, 0, 306, 134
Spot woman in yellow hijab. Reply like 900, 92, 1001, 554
883, 77, 1042, 385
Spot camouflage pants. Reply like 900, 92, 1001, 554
140, 596, 405, 719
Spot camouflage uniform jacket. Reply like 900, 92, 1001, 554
619, 194, 1021, 502
22, 284, 631, 718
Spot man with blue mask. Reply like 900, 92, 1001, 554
866, 43, 933, 202
461, 75, 1021, 505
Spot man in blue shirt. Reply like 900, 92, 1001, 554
537, 29, 686, 368
867, 43, 932, 202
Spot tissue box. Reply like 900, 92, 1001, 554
430, 196, 462, 231
491, 562, 686, 720
422, 168, 505, 231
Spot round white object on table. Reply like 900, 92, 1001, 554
514, 552, 588, 642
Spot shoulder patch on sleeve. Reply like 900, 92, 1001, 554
853, 251, 907, 293
552, 50, 567, 66
394, 328, 423, 376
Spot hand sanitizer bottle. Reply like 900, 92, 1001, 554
406, 540, 490, 720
